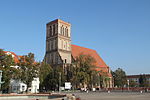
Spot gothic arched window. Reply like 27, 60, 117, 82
65, 27, 67, 36
66, 28, 68, 37
53, 24, 55, 35
51, 40, 53, 50
62, 27, 64, 36
51, 53, 53, 64
50, 26, 52, 37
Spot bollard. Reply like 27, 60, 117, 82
140, 91, 143, 93
108, 91, 110, 93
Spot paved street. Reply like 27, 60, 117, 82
73, 92, 150, 100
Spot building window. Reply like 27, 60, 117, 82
62, 27, 64, 36
61, 26, 63, 34
53, 24, 55, 35
51, 53, 53, 64
64, 28, 65, 36
50, 26, 52, 36
66, 28, 68, 37
56, 24, 58, 35
64, 59, 67, 63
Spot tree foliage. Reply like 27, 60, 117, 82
139, 74, 149, 87
112, 68, 127, 88
0, 49, 19, 93
67, 54, 100, 89
39, 62, 52, 91
39, 63, 66, 91
18, 53, 39, 92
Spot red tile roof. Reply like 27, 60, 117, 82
4, 51, 20, 63
71, 44, 112, 77
3, 51, 36, 64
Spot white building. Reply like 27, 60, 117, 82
10, 78, 40, 93
10, 79, 27, 93
28, 78, 40, 93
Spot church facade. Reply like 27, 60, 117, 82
44, 19, 71, 65
44, 19, 113, 88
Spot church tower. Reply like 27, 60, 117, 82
44, 19, 71, 66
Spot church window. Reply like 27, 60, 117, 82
62, 27, 64, 36
53, 24, 55, 35
64, 28, 66, 36
51, 53, 53, 64
64, 59, 67, 63
66, 28, 68, 37
60, 26, 63, 34
50, 26, 52, 36
56, 24, 58, 34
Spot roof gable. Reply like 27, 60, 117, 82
71, 44, 108, 68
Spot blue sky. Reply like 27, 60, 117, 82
0, 0, 150, 75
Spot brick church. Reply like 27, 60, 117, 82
44, 19, 112, 88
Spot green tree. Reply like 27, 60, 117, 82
18, 53, 39, 92
112, 68, 127, 88
71, 54, 98, 89
39, 62, 52, 91
0, 49, 19, 93
139, 74, 148, 87
42, 66, 65, 91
